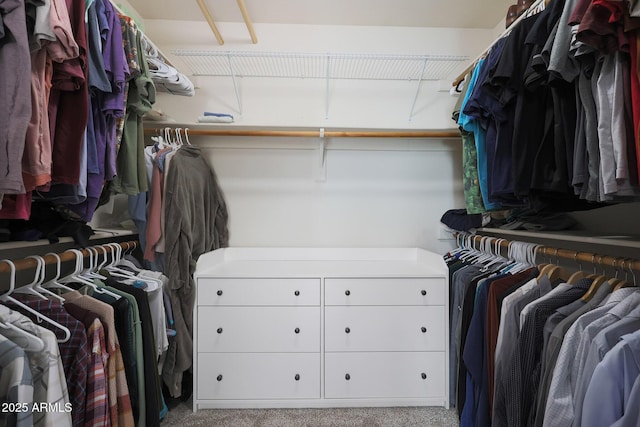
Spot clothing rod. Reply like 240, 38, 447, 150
451, 0, 547, 88
144, 128, 461, 138
0, 241, 138, 275
461, 233, 640, 272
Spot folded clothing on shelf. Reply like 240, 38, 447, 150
148, 57, 195, 96
197, 114, 234, 123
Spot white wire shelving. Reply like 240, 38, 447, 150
171, 50, 469, 120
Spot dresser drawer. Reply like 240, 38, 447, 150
198, 278, 320, 306
325, 306, 445, 352
325, 352, 445, 399
325, 278, 445, 306
197, 307, 320, 353
197, 353, 321, 400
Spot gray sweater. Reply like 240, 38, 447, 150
162, 146, 229, 397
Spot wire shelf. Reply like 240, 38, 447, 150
171, 50, 469, 81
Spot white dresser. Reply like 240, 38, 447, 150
193, 247, 449, 410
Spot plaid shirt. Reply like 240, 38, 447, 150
85, 319, 109, 427
64, 302, 110, 427
8, 296, 90, 427
63, 291, 134, 427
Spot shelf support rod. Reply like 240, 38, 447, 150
314, 128, 327, 182
227, 53, 242, 115
325, 54, 331, 120
408, 57, 428, 122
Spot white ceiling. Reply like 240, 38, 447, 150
126, 0, 512, 30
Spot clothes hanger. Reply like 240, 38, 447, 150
106, 243, 163, 291
21, 255, 65, 302
0, 318, 46, 352
0, 259, 71, 343
59, 249, 121, 299
582, 255, 609, 301
12, 256, 48, 300
540, 248, 570, 283
82, 247, 107, 280
536, 247, 554, 279
612, 259, 635, 292
0, 260, 46, 351
566, 252, 586, 285
41, 252, 76, 293
104, 243, 138, 277
606, 259, 623, 288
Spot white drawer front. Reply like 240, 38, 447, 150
198, 278, 320, 306
198, 307, 321, 353
324, 278, 445, 306
198, 353, 320, 400
324, 352, 445, 399
325, 306, 445, 352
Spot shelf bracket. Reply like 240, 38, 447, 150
325, 55, 331, 120
227, 53, 242, 115
314, 128, 327, 182
408, 57, 428, 122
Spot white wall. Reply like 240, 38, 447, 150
99, 18, 495, 253
191, 136, 463, 255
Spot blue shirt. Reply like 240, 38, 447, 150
581, 329, 640, 427
458, 59, 501, 211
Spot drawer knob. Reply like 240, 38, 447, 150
295, 328, 300, 334
345, 374, 351, 381
294, 290, 300, 296
345, 290, 351, 296
217, 375, 223, 381
217, 328, 223, 334
421, 327, 427, 333
345, 327, 351, 334
295, 374, 300, 381
421, 373, 427, 380
421, 290, 427, 296
217, 290, 223, 296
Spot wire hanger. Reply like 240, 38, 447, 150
0, 259, 71, 343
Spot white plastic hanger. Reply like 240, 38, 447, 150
42, 252, 76, 293
0, 259, 46, 352
18, 255, 64, 302
0, 259, 71, 343
82, 247, 107, 280
60, 250, 121, 299
0, 318, 45, 352
104, 243, 162, 291
104, 243, 137, 278
12, 256, 48, 300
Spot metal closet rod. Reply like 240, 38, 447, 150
144, 127, 461, 138
0, 241, 139, 275
461, 233, 640, 272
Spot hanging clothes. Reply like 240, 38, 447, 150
161, 145, 229, 398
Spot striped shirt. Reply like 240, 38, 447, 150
0, 305, 72, 427
0, 335, 33, 427
6, 297, 90, 427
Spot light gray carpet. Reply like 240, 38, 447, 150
161, 400, 459, 427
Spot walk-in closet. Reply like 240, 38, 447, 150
1, 0, 640, 426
